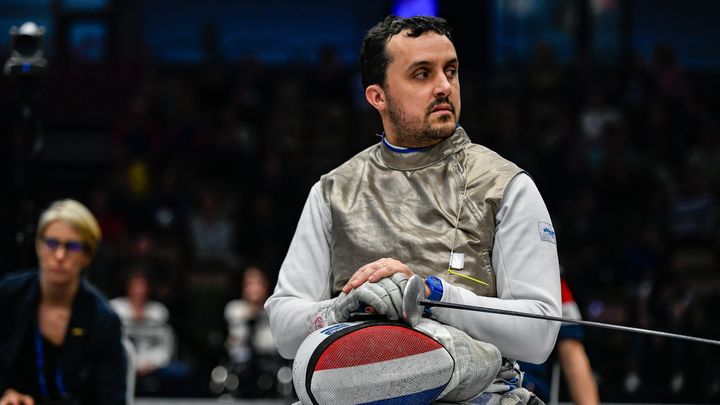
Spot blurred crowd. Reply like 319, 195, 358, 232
3, 37, 720, 402
480, 42, 720, 402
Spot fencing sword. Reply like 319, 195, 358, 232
401, 275, 720, 347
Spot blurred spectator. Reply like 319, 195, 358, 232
124, 232, 168, 278
149, 165, 191, 238
147, 164, 192, 290
243, 192, 291, 272
685, 123, 720, 189
111, 92, 162, 164
187, 187, 238, 268
206, 60, 266, 185
213, 266, 287, 398
526, 42, 566, 101
651, 43, 693, 107
111, 270, 190, 396
667, 164, 716, 242
90, 186, 129, 249
309, 44, 353, 105
619, 225, 663, 288
623, 269, 694, 397
111, 270, 173, 376
163, 82, 209, 164
86, 186, 129, 296
579, 87, 622, 164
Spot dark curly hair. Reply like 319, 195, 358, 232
360, 15, 453, 90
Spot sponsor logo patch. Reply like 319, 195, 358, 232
538, 222, 556, 244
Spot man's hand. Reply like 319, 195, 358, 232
334, 273, 409, 321
342, 257, 414, 294
0, 389, 34, 405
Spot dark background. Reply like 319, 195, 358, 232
2, 0, 720, 402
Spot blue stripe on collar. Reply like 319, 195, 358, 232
382, 137, 429, 153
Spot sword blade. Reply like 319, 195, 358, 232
419, 298, 720, 347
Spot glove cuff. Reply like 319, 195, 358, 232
310, 299, 341, 331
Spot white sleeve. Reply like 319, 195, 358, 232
144, 324, 175, 369
264, 181, 335, 359
433, 173, 561, 364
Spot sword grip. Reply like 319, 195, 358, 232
348, 301, 382, 321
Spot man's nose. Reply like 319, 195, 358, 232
433, 74, 452, 97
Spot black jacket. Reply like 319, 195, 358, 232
0, 270, 127, 404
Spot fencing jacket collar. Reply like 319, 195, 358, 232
378, 127, 470, 171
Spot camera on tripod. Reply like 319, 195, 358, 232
4, 21, 48, 77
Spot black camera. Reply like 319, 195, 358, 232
3, 21, 48, 77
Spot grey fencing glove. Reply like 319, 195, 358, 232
333, 273, 409, 321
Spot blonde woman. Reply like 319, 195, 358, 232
0, 199, 127, 405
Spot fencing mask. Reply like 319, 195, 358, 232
293, 320, 455, 405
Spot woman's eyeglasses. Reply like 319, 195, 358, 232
41, 237, 87, 254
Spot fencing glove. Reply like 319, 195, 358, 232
309, 274, 410, 330
333, 273, 409, 321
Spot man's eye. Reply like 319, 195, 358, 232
415, 71, 429, 79
446, 68, 457, 77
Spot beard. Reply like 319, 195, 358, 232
386, 93, 458, 147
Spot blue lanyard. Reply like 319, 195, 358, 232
35, 325, 66, 400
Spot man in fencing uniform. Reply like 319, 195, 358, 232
266, 15, 561, 404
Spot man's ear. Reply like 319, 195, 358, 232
365, 84, 385, 111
